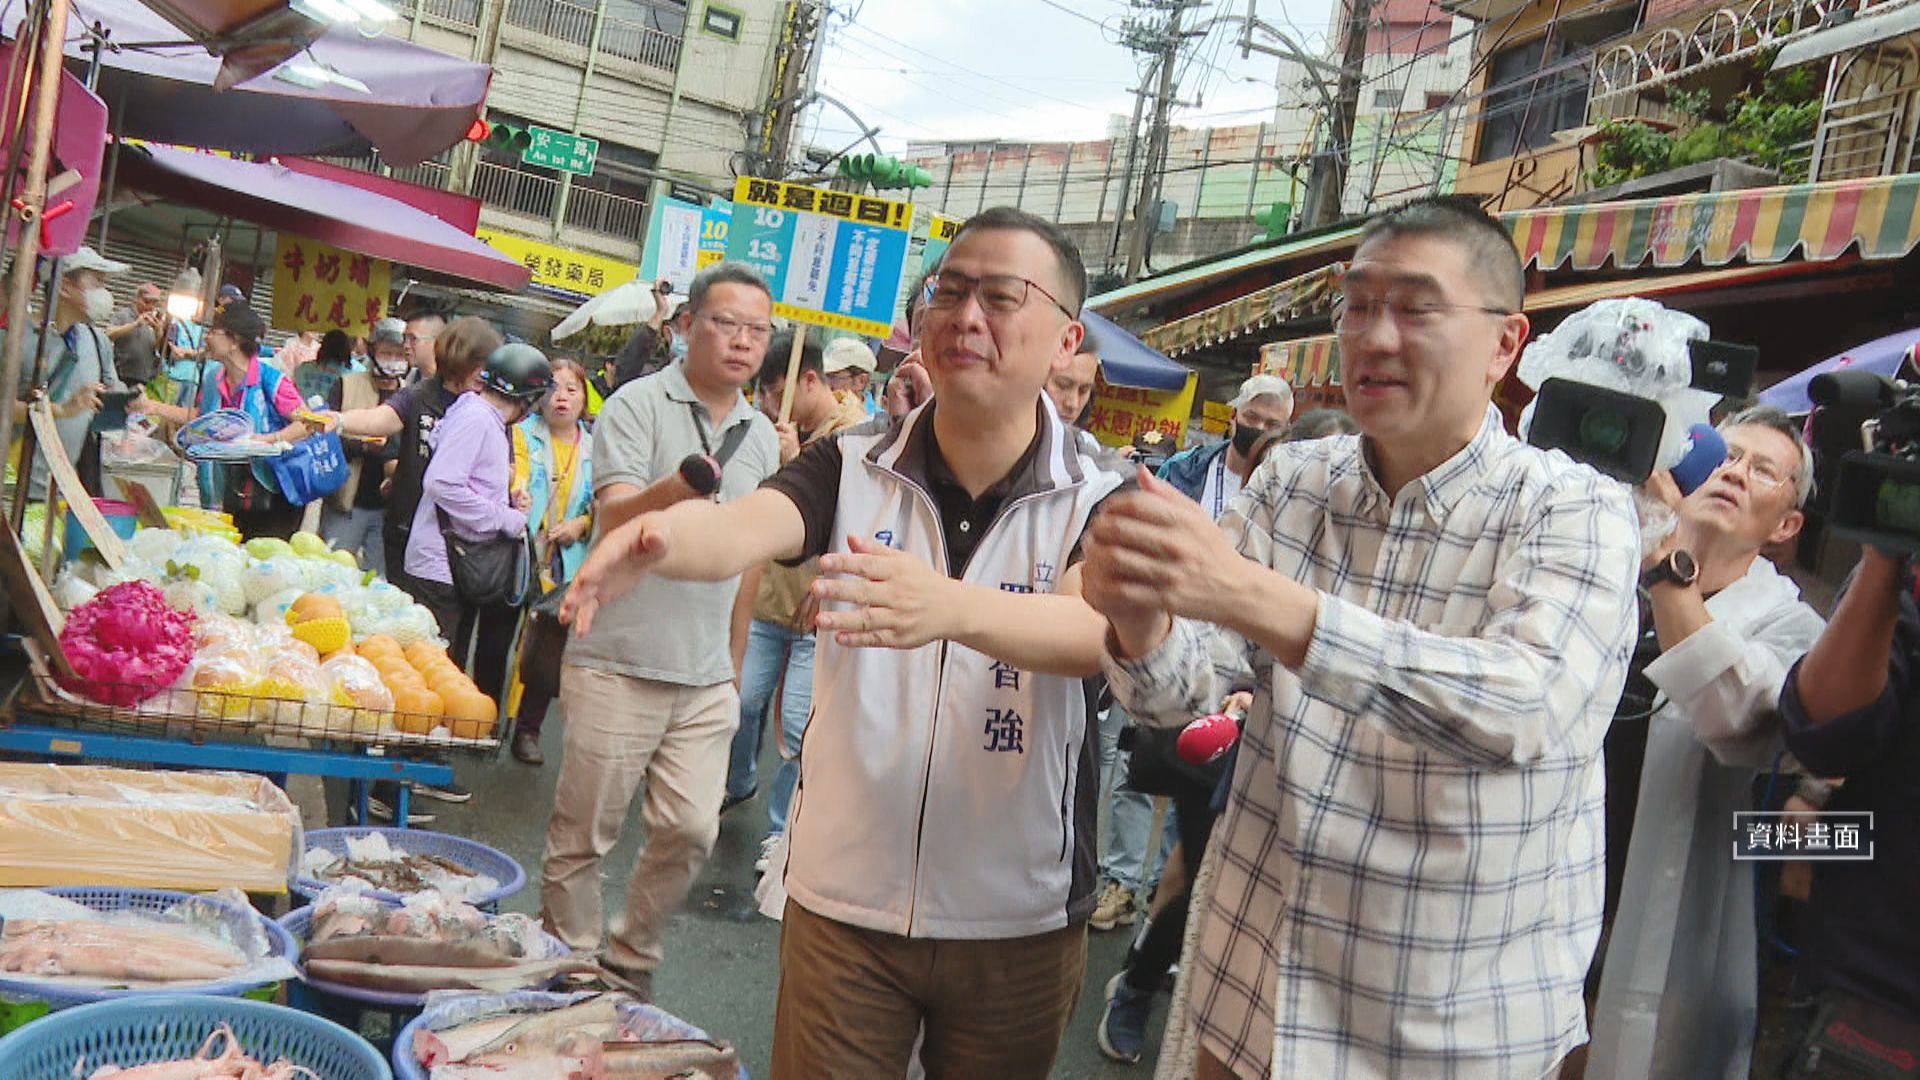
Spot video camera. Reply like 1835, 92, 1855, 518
1518, 299, 1757, 486
1809, 369, 1920, 554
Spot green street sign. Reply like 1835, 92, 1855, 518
523, 125, 598, 176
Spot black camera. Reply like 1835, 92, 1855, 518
1810, 370, 1920, 554
1525, 339, 1758, 484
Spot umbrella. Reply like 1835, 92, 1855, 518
1082, 309, 1190, 391
1757, 328, 1920, 413
550, 281, 663, 342
4, 0, 492, 166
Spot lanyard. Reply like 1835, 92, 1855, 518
1210, 452, 1230, 520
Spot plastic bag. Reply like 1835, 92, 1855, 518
255, 586, 307, 627
319, 654, 391, 733
51, 569, 97, 611
126, 527, 183, 566
162, 577, 220, 618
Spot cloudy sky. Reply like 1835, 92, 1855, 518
806, 0, 1343, 153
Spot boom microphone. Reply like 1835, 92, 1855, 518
1670, 423, 1726, 496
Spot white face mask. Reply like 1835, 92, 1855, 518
83, 286, 115, 324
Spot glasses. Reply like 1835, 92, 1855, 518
1331, 292, 1512, 335
403, 333, 435, 345
927, 271, 1076, 320
1720, 445, 1795, 490
701, 313, 774, 342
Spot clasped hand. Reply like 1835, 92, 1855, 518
1080, 467, 1248, 650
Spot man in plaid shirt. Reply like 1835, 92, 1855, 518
1081, 198, 1641, 1079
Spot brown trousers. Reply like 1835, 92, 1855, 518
771, 900, 1087, 1080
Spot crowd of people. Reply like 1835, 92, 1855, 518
14, 198, 1917, 1079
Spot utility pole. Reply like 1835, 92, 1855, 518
1106, 76, 1153, 276
760, 0, 824, 178
1125, 0, 1192, 282
1303, 0, 1370, 229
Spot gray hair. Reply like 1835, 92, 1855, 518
1717, 404, 1814, 508
688, 262, 772, 314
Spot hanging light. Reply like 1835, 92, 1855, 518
167, 267, 203, 322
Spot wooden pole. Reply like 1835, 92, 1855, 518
778, 324, 807, 424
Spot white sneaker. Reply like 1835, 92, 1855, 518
1089, 879, 1139, 931
755, 834, 781, 875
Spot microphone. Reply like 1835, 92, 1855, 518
1670, 423, 1726, 496
1176, 711, 1243, 766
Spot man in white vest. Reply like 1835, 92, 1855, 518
564, 206, 1132, 1078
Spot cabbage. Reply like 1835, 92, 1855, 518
385, 605, 440, 647
256, 587, 306, 626
127, 528, 183, 566
242, 558, 295, 606
163, 578, 219, 617
57, 581, 197, 707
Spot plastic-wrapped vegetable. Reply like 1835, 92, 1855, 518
255, 646, 323, 726
51, 568, 97, 611
256, 586, 307, 627
127, 527, 183, 566
366, 581, 411, 614
385, 604, 442, 647
243, 558, 296, 607
56, 581, 197, 707
185, 643, 262, 721
320, 654, 392, 733
163, 577, 220, 618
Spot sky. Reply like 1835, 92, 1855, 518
806, 0, 1344, 155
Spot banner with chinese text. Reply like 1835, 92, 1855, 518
698, 201, 732, 271
640, 196, 704, 293
1086, 371, 1198, 450
727, 177, 911, 338
477, 229, 636, 300
271, 236, 390, 334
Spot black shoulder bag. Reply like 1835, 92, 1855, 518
441, 505, 533, 608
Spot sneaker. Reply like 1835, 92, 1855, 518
720, 787, 756, 817
1089, 880, 1139, 931
413, 780, 472, 804
511, 731, 544, 765
366, 796, 435, 826
755, 834, 781, 875
1097, 972, 1153, 1064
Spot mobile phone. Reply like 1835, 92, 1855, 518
90, 389, 140, 433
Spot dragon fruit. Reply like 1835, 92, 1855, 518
57, 581, 197, 707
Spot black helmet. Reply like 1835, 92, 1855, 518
479, 342, 555, 404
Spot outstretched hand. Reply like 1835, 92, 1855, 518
559, 513, 674, 636
812, 533, 957, 650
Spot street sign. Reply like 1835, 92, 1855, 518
524, 125, 597, 176
727, 177, 911, 339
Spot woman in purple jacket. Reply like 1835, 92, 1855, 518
407, 341, 554, 703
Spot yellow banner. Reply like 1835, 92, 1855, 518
733, 178, 914, 230
1086, 372, 1198, 450
271, 236, 391, 334
1201, 400, 1233, 435
477, 229, 637, 298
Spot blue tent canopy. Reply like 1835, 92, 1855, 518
1082, 310, 1190, 392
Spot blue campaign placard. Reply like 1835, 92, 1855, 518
727, 177, 912, 338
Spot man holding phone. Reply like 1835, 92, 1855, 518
106, 282, 165, 387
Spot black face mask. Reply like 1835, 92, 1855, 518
1231, 422, 1264, 456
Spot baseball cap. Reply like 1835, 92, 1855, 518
823, 338, 877, 375
210, 300, 264, 340
1232, 374, 1295, 412
218, 283, 245, 304
62, 246, 129, 276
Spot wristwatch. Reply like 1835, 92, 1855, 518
679, 453, 722, 497
1642, 549, 1699, 591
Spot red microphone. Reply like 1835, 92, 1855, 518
1176, 711, 1243, 766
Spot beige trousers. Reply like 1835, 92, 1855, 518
538, 663, 739, 972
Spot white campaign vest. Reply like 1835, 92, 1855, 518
782, 401, 1130, 940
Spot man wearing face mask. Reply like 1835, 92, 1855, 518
1150, 376, 1295, 523
6, 247, 129, 502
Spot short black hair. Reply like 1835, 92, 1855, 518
1357, 195, 1524, 312
689, 262, 771, 313
951, 206, 1088, 316
318, 328, 352, 365
758, 330, 824, 389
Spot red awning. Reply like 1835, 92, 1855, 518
116, 143, 530, 291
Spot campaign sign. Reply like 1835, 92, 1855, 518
727, 177, 911, 338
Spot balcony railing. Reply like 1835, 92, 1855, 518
564, 185, 649, 239
473, 160, 559, 219
391, 159, 455, 190
1590, 0, 1907, 104
504, 0, 682, 71
421, 0, 481, 26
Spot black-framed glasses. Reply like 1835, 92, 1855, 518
1330, 292, 1512, 335
701, 313, 775, 342
926, 271, 1076, 319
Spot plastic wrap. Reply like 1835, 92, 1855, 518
405, 990, 747, 1080
320, 654, 393, 733
0, 886, 298, 998
1516, 298, 1718, 475
125, 527, 182, 566
243, 558, 297, 608
0, 764, 302, 894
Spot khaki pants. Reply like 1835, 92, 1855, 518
771, 900, 1087, 1080
538, 663, 738, 972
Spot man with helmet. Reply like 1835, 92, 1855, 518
405, 340, 552, 687
318, 318, 409, 575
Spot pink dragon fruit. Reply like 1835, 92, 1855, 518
57, 581, 198, 708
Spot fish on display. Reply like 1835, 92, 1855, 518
0, 918, 246, 984
304, 954, 602, 994
82, 1022, 314, 1079
413, 994, 741, 1080
301, 891, 593, 995
305, 847, 483, 896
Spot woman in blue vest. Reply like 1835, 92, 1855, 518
137, 303, 305, 539
504, 356, 593, 764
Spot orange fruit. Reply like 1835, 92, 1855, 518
392, 686, 444, 719
444, 690, 495, 740
358, 635, 402, 659
391, 710, 436, 735
404, 641, 447, 668
288, 593, 345, 624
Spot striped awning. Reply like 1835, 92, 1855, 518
1140, 263, 1343, 358
1258, 335, 1343, 388
1505, 173, 1920, 270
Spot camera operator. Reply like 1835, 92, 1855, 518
1774, 540, 1920, 1074
1583, 405, 1825, 1080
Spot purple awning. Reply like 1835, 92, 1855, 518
5, 0, 491, 166
117, 143, 530, 291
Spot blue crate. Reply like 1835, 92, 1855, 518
280, 902, 572, 1008
0, 887, 298, 1007
0, 995, 389, 1079
293, 827, 526, 907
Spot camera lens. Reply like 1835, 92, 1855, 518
1578, 408, 1631, 456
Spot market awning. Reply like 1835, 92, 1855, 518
1083, 310, 1190, 391
1258, 334, 1341, 388
1139, 263, 1342, 359
6, 0, 492, 166
1772, 3, 1920, 70
1088, 223, 1363, 316
1505, 173, 1920, 271
115, 143, 530, 291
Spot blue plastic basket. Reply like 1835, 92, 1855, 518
0, 994, 390, 1079
0, 887, 299, 1007
280, 904, 573, 1008
292, 827, 526, 906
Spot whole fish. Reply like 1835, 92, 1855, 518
464, 995, 624, 1063
301, 933, 522, 968
304, 954, 601, 994
413, 1012, 522, 1067
1, 919, 245, 983
587, 1037, 739, 1079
